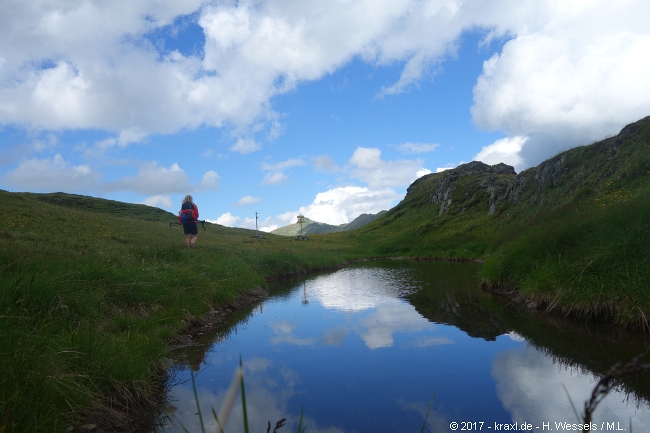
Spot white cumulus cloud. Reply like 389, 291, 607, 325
142, 194, 173, 210
211, 212, 241, 227
231, 138, 262, 154
236, 195, 261, 206
471, 1, 650, 168
348, 147, 431, 189
298, 186, 398, 226
1, 0, 648, 166
1, 154, 100, 192
473, 136, 526, 170
196, 170, 220, 191
261, 171, 288, 185
397, 142, 440, 154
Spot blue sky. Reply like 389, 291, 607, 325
1, 1, 649, 231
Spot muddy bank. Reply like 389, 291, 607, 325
169, 286, 269, 347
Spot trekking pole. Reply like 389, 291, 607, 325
169, 220, 206, 231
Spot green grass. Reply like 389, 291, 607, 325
480, 188, 650, 325
0, 190, 366, 432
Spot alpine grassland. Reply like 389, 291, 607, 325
0, 191, 368, 432
479, 190, 650, 324
1, 116, 650, 432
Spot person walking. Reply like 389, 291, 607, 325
179, 195, 199, 248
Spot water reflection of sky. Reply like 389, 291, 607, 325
492, 346, 650, 427
159, 263, 650, 433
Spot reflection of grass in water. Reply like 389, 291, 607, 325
177, 358, 434, 433
177, 356, 649, 433
174, 358, 302, 433
563, 355, 650, 433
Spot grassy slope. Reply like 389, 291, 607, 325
352, 116, 650, 326
0, 192, 369, 432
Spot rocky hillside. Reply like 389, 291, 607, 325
357, 116, 650, 327
380, 115, 650, 230
271, 211, 386, 236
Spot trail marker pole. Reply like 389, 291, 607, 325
253, 212, 264, 238
302, 281, 309, 305
296, 215, 306, 240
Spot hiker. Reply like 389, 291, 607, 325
178, 195, 199, 248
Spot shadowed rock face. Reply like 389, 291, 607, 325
412, 161, 519, 217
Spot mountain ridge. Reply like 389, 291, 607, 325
271, 211, 387, 236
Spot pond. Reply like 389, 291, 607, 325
155, 260, 650, 433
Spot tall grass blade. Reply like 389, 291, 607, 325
170, 413, 191, 433
191, 371, 206, 433
240, 356, 250, 433
562, 384, 581, 422
296, 406, 306, 433
216, 365, 243, 433
420, 394, 436, 433
211, 407, 222, 433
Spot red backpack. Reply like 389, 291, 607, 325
178, 202, 199, 224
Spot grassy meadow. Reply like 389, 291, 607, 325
0, 191, 368, 432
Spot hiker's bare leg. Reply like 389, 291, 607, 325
190, 234, 197, 247
186, 234, 192, 247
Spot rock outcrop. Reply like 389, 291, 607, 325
401, 115, 650, 220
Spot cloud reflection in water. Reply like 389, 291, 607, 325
492, 346, 650, 427
307, 267, 418, 312
160, 262, 650, 433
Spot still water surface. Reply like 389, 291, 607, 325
158, 261, 650, 432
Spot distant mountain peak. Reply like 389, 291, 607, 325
271, 211, 387, 236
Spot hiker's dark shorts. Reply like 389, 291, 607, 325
183, 222, 198, 235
